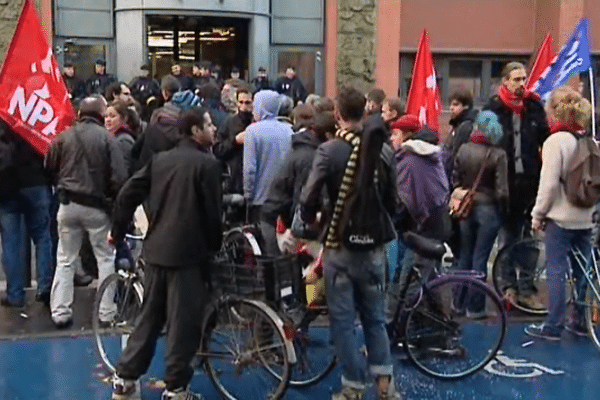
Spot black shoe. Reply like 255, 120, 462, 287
53, 319, 73, 329
35, 292, 51, 307
0, 296, 24, 308
74, 274, 94, 287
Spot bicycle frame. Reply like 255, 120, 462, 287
569, 246, 600, 309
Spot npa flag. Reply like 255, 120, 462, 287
526, 34, 556, 91
0, 0, 75, 155
406, 29, 442, 132
532, 19, 591, 99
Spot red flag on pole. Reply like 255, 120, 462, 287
0, 0, 75, 155
526, 34, 557, 91
406, 29, 442, 132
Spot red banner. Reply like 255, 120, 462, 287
0, 0, 75, 155
406, 29, 442, 132
526, 34, 557, 91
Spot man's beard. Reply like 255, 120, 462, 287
515, 87, 525, 97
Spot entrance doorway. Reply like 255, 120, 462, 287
146, 15, 249, 81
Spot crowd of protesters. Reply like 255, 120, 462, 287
0, 57, 597, 400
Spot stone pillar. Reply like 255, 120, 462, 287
115, 9, 145, 83
336, 0, 377, 94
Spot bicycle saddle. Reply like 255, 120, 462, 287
403, 231, 446, 260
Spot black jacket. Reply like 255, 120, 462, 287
62, 74, 86, 104
214, 112, 252, 194
86, 73, 117, 96
453, 141, 509, 213
111, 138, 223, 269
129, 76, 161, 106
300, 120, 396, 247
251, 77, 272, 94
131, 103, 181, 172
173, 74, 193, 91
442, 108, 478, 186
262, 129, 321, 227
483, 94, 549, 213
274, 76, 308, 105
45, 116, 127, 208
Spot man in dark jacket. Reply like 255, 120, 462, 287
483, 61, 549, 309
0, 121, 54, 308
274, 66, 308, 105
170, 63, 193, 91
86, 59, 117, 97
109, 107, 221, 400
45, 97, 127, 328
444, 89, 478, 181
62, 63, 86, 106
300, 86, 400, 400
129, 64, 161, 121
251, 66, 271, 94
191, 61, 215, 92
214, 87, 253, 195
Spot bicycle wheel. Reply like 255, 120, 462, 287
93, 272, 144, 373
404, 275, 506, 379
202, 297, 292, 400
586, 281, 600, 352
492, 238, 549, 314
266, 307, 336, 387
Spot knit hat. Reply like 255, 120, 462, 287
474, 111, 503, 145
390, 114, 421, 133
171, 90, 202, 111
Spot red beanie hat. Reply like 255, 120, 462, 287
391, 114, 421, 133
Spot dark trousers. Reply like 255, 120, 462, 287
116, 263, 209, 391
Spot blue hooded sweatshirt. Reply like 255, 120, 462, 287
243, 90, 293, 205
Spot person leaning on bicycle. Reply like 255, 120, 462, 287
525, 86, 596, 341
108, 107, 223, 400
299, 86, 401, 400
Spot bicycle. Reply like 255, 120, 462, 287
93, 232, 296, 399
387, 232, 507, 379
224, 228, 507, 382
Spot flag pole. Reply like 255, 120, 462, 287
590, 67, 597, 139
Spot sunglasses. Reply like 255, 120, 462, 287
238, 100, 252, 105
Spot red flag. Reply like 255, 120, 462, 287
406, 29, 442, 132
0, 0, 75, 155
526, 34, 557, 91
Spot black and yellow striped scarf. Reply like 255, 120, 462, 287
325, 129, 361, 249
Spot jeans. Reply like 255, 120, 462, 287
0, 185, 54, 304
323, 246, 393, 390
544, 220, 592, 335
458, 204, 502, 312
51, 203, 116, 322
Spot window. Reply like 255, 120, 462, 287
449, 59, 482, 102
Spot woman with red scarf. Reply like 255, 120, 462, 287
105, 100, 136, 176
525, 87, 595, 341
453, 111, 508, 318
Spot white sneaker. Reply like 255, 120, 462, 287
112, 375, 139, 400
161, 388, 204, 400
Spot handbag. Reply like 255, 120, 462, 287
450, 149, 492, 219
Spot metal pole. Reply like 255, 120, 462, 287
589, 67, 597, 139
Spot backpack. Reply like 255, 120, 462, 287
337, 116, 395, 251
564, 133, 600, 208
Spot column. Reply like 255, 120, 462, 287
115, 9, 145, 83
249, 14, 270, 82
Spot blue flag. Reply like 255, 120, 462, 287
533, 18, 591, 98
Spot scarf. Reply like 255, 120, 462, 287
470, 130, 491, 145
325, 129, 361, 249
549, 120, 585, 135
497, 85, 541, 115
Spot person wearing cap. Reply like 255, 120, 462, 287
274, 66, 307, 105
62, 63, 86, 106
86, 59, 117, 97
129, 64, 161, 121
453, 111, 508, 318
251, 66, 271, 94
192, 61, 216, 93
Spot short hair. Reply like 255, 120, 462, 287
367, 88, 386, 105
313, 111, 336, 142
161, 75, 181, 96
449, 89, 473, 109
546, 86, 592, 128
292, 104, 315, 130
286, 65, 296, 71
314, 98, 335, 113
384, 97, 406, 116
236, 87, 251, 100
199, 61, 212, 70
336, 86, 365, 122
278, 95, 294, 117
178, 107, 211, 136
105, 82, 129, 102
198, 82, 221, 103
502, 61, 526, 80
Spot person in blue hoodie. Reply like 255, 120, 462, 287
243, 90, 294, 228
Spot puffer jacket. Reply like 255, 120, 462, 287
453, 141, 509, 213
